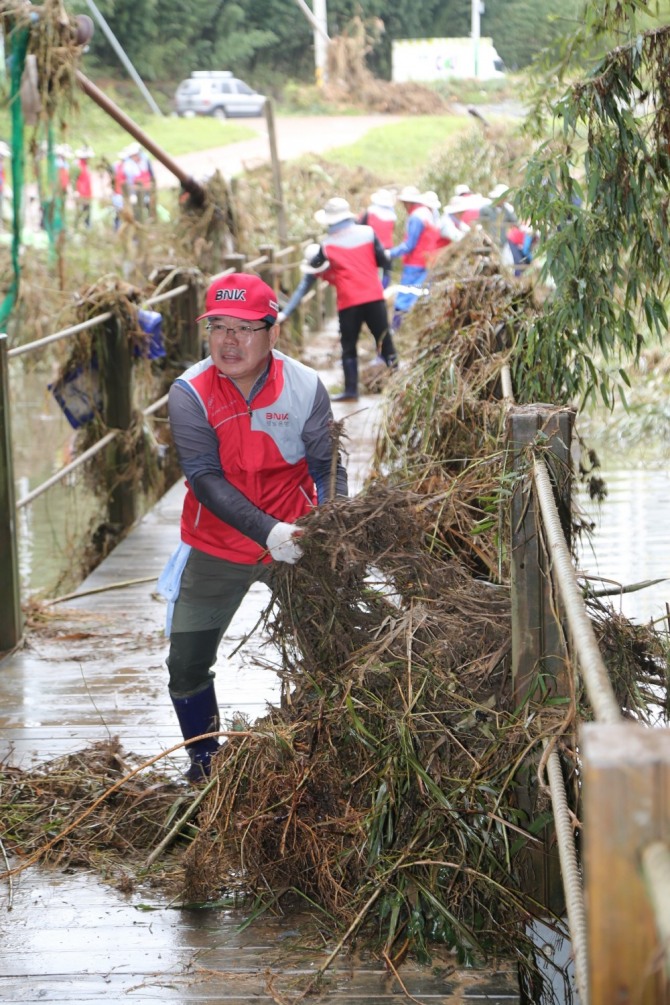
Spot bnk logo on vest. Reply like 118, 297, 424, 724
215, 290, 247, 301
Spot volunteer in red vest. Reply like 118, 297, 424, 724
73, 146, 94, 229
388, 186, 439, 330
158, 272, 348, 782
358, 188, 396, 288
278, 196, 396, 403
0, 140, 8, 230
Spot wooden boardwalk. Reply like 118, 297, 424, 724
0, 340, 520, 1002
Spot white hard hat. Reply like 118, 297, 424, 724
454, 183, 471, 197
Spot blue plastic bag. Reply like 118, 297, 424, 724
135, 308, 165, 359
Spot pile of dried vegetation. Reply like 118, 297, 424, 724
2, 154, 669, 993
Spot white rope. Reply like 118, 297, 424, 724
533, 457, 621, 724
545, 744, 589, 1005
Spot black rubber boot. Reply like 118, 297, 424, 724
170, 682, 221, 783
332, 356, 359, 402
379, 331, 398, 369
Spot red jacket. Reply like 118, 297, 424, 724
177, 353, 318, 564
402, 206, 440, 268
321, 222, 385, 310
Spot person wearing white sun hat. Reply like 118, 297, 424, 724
358, 187, 397, 288
278, 197, 397, 402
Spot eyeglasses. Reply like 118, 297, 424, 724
205, 322, 268, 340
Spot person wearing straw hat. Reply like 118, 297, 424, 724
279, 196, 397, 402
387, 185, 440, 328
157, 271, 348, 782
478, 183, 518, 246
73, 146, 94, 229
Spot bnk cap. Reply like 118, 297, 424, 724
197, 272, 279, 323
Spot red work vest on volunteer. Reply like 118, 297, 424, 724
366, 206, 396, 249
177, 350, 318, 564
321, 223, 385, 310
403, 206, 440, 268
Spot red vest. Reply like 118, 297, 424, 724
321, 223, 385, 310
366, 206, 396, 249
178, 352, 317, 564
403, 206, 440, 267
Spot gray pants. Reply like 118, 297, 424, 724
167, 548, 272, 696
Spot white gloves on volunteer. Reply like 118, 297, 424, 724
277, 310, 286, 324
266, 522, 303, 564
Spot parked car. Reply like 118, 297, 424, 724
174, 71, 266, 119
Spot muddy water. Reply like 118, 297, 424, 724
577, 457, 670, 626
10, 360, 105, 598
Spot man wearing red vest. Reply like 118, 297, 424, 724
158, 273, 348, 781
278, 196, 396, 402
388, 186, 439, 330
358, 188, 396, 288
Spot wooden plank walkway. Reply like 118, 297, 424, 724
0, 330, 520, 1003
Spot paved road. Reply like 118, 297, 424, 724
151, 112, 408, 188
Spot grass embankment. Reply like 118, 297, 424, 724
325, 114, 470, 184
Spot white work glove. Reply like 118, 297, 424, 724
277, 310, 286, 324
266, 522, 303, 564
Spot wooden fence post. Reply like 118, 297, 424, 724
174, 273, 201, 366
264, 98, 287, 245
98, 315, 136, 531
0, 334, 23, 653
582, 723, 670, 1005
258, 243, 277, 298
287, 244, 304, 351
507, 403, 575, 912
225, 253, 246, 274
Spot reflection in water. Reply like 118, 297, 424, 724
578, 464, 670, 625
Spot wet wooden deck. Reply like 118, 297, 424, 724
0, 336, 520, 1003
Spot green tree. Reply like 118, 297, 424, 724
515, 0, 670, 407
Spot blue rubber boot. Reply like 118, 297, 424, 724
170, 682, 221, 784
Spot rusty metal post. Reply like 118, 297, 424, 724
76, 71, 205, 204
0, 335, 23, 652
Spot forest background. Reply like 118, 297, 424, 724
70, 0, 583, 97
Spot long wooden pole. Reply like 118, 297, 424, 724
75, 71, 205, 204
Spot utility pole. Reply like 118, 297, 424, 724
290, 0, 330, 87
313, 0, 329, 86
471, 0, 481, 79
85, 0, 163, 116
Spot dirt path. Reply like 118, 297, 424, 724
150, 112, 408, 188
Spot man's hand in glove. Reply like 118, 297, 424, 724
266, 522, 303, 564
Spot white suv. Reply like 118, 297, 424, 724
174, 71, 266, 119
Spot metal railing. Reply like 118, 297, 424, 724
503, 363, 670, 1004
0, 240, 336, 653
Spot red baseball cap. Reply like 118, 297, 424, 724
196, 272, 279, 323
